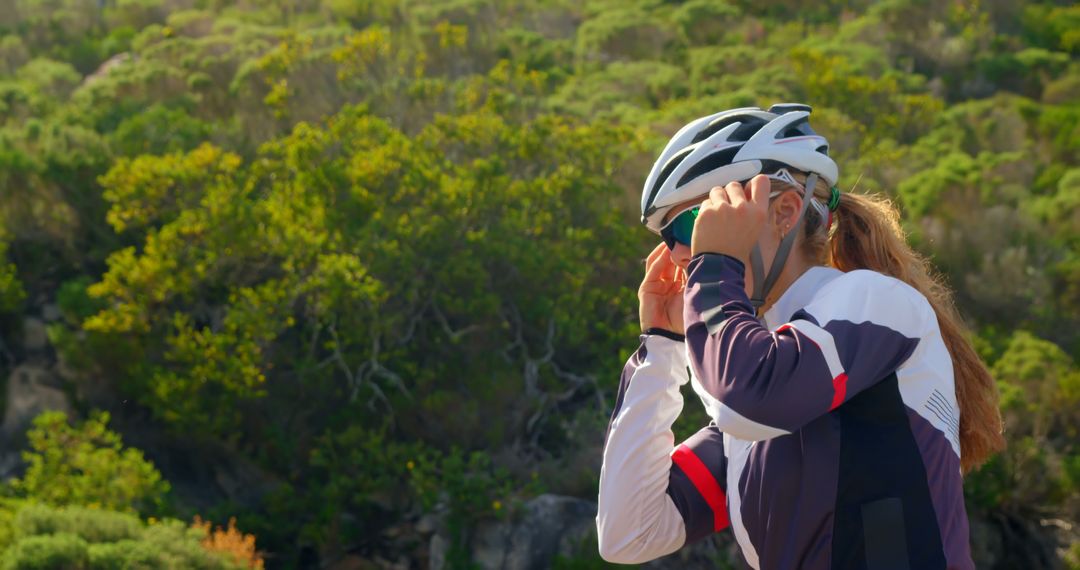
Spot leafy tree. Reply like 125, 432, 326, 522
671, 0, 742, 44
10, 411, 170, 515
575, 7, 679, 69
966, 331, 1079, 516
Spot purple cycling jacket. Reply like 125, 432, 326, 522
596, 253, 972, 570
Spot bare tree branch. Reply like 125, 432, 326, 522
430, 301, 481, 342
359, 334, 413, 401
326, 320, 391, 411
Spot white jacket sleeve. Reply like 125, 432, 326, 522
596, 334, 691, 563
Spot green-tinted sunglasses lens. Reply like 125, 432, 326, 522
670, 207, 698, 246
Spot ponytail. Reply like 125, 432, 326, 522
781, 170, 1005, 472
829, 192, 1005, 473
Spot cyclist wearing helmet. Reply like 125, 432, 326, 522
596, 104, 1004, 569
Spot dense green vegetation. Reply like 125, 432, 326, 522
0, 413, 260, 568
0, 0, 1076, 567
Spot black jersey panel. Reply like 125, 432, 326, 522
830, 372, 946, 570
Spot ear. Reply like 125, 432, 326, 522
769, 190, 803, 233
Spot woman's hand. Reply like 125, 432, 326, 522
691, 175, 770, 265
638, 243, 687, 334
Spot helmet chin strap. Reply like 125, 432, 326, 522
748, 173, 819, 312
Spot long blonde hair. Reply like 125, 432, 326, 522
787, 173, 1005, 473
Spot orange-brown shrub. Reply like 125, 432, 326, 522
191, 515, 265, 569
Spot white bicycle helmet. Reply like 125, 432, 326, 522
640, 103, 840, 309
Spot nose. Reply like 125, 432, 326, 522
669, 242, 692, 271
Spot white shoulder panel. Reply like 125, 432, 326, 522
803, 270, 933, 339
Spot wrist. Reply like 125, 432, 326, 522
689, 252, 746, 270
644, 327, 685, 342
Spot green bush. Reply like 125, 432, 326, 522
13, 504, 142, 545
1022, 4, 1080, 54
107, 104, 214, 156
575, 8, 678, 68
87, 539, 163, 568
0, 227, 25, 314
10, 412, 170, 515
0, 499, 27, 552
1067, 539, 1080, 570
2, 532, 90, 570
966, 331, 1080, 512
550, 60, 687, 118
55, 276, 103, 324
671, 0, 741, 45
994, 331, 1080, 442
0, 503, 248, 569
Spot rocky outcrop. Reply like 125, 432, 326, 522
2, 365, 71, 438
0, 364, 72, 479
422, 493, 1077, 570
464, 494, 595, 570
428, 494, 741, 570
20, 317, 48, 353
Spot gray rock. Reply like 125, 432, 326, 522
22, 317, 48, 352
471, 494, 595, 570
428, 494, 740, 570
429, 534, 447, 570
41, 304, 61, 322
0, 451, 22, 480
2, 365, 71, 438
642, 535, 741, 569
970, 514, 1005, 569
416, 513, 440, 535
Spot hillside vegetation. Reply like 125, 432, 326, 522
0, 0, 1077, 568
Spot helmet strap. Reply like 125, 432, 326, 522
749, 172, 819, 312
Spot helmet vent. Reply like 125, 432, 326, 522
776, 116, 813, 139
731, 119, 767, 141
691, 119, 734, 144
692, 116, 765, 144
677, 147, 740, 187
645, 146, 695, 208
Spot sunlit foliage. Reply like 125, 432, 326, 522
0, 0, 1075, 566
9, 411, 169, 515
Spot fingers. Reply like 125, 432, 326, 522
645, 242, 666, 267
661, 248, 688, 295
708, 183, 731, 206
643, 254, 667, 284
724, 180, 748, 207
660, 260, 684, 296
747, 174, 771, 207
643, 242, 666, 274
656, 247, 678, 280
707, 180, 753, 208
644, 241, 675, 282
691, 175, 770, 261
644, 243, 687, 295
